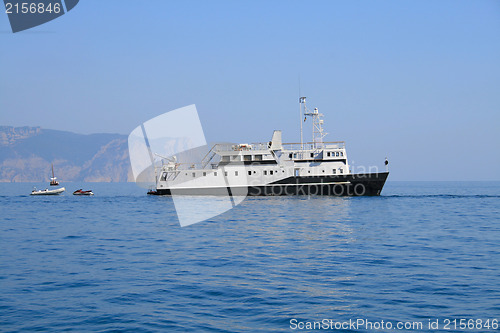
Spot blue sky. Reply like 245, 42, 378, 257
1, 0, 499, 180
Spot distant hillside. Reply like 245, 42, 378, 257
0, 126, 133, 182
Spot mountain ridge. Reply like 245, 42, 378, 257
0, 126, 133, 182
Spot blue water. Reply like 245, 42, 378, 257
1, 182, 499, 332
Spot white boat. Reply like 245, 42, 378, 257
31, 187, 66, 195
49, 164, 60, 186
150, 97, 389, 196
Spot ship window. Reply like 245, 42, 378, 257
253, 171, 257, 174
308, 170, 311, 173
192, 172, 196, 177
232, 155, 240, 161
289, 153, 293, 158
185, 173, 188, 175
340, 152, 344, 156
264, 170, 267, 175
224, 171, 228, 176
270, 170, 273, 175
310, 153, 314, 158
293, 153, 297, 158
333, 169, 336, 174
254, 155, 263, 161
322, 170, 325, 173
214, 172, 218, 176
235, 171, 239, 176
160, 172, 167, 181
336, 152, 339, 157
340, 169, 343, 174
244, 155, 251, 161
327, 152, 330, 157
222, 156, 230, 162
203, 172, 206, 176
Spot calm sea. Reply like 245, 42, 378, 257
0, 182, 499, 332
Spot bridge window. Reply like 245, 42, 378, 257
192, 172, 196, 177
264, 170, 267, 175
235, 171, 239, 176
203, 172, 206, 176
160, 172, 167, 181
255, 155, 263, 161
214, 172, 218, 176
244, 155, 251, 161
289, 153, 293, 158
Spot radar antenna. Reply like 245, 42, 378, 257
304, 106, 327, 149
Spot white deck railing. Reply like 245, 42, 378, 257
213, 141, 345, 152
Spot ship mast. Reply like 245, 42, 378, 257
299, 96, 306, 150
304, 103, 327, 149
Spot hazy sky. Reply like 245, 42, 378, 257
1, 0, 499, 180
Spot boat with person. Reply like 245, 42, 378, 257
150, 97, 389, 196
49, 164, 59, 186
31, 187, 66, 195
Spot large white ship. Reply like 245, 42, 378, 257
150, 98, 388, 196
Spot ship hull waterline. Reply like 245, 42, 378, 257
150, 172, 389, 196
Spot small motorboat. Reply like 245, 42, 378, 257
31, 187, 65, 195
73, 189, 94, 196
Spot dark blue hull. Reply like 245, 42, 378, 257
150, 172, 389, 196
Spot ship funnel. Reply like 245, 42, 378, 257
270, 130, 282, 150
